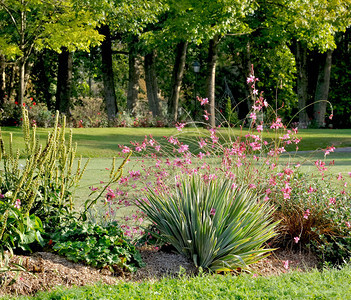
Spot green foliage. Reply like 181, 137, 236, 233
50, 219, 143, 273
224, 97, 239, 126
0, 0, 103, 58
138, 176, 278, 272
0, 202, 44, 253
0, 108, 88, 253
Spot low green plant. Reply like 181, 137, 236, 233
50, 219, 143, 273
0, 202, 44, 253
138, 175, 278, 272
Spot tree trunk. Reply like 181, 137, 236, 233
144, 50, 161, 117
7, 64, 16, 100
23, 59, 33, 96
55, 47, 73, 114
244, 41, 254, 112
99, 25, 118, 121
205, 35, 220, 128
313, 49, 333, 127
17, 57, 26, 106
0, 55, 5, 108
127, 40, 141, 113
17, 4, 26, 106
35, 51, 54, 109
168, 41, 188, 121
296, 41, 309, 128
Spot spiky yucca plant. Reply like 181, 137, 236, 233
138, 176, 278, 272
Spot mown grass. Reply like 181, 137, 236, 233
1, 126, 350, 158
3, 264, 350, 300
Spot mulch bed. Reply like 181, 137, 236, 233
0, 248, 319, 297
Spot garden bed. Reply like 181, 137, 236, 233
0, 248, 318, 297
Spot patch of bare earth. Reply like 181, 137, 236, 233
0, 249, 319, 297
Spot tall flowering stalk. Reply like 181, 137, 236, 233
0, 108, 90, 252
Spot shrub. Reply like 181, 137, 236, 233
0, 96, 54, 127
69, 97, 108, 128
137, 175, 278, 272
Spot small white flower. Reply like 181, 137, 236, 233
4, 191, 13, 198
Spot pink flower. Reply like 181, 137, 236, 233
198, 139, 207, 148
294, 237, 300, 244
176, 122, 186, 131
257, 124, 263, 132
178, 144, 189, 153
329, 197, 336, 205
249, 112, 257, 120
324, 146, 335, 156
303, 209, 310, 220
122, 146, 131, 153
270, 118, 283, 129
345, 221, 351, 228
307, 186, 315, 193
168, 136, 178, 145
14, 199, 21, 209
252, 273, 258, 278
210, 208, 216, 216
247, 75, 255, 83
198, 97, 209, 106
329, 114, 333, 120
198, 152, 205, 159
283, 260, 289, 270
253, 89, 258, 95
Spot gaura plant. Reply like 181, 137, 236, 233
138, 175, 278, 272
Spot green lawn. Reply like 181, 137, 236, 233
1, 126, 351, 158
3, 264, 350, 300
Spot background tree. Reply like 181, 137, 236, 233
0, 0, 103, 107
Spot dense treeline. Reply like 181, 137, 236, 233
1, 0, 351, 127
